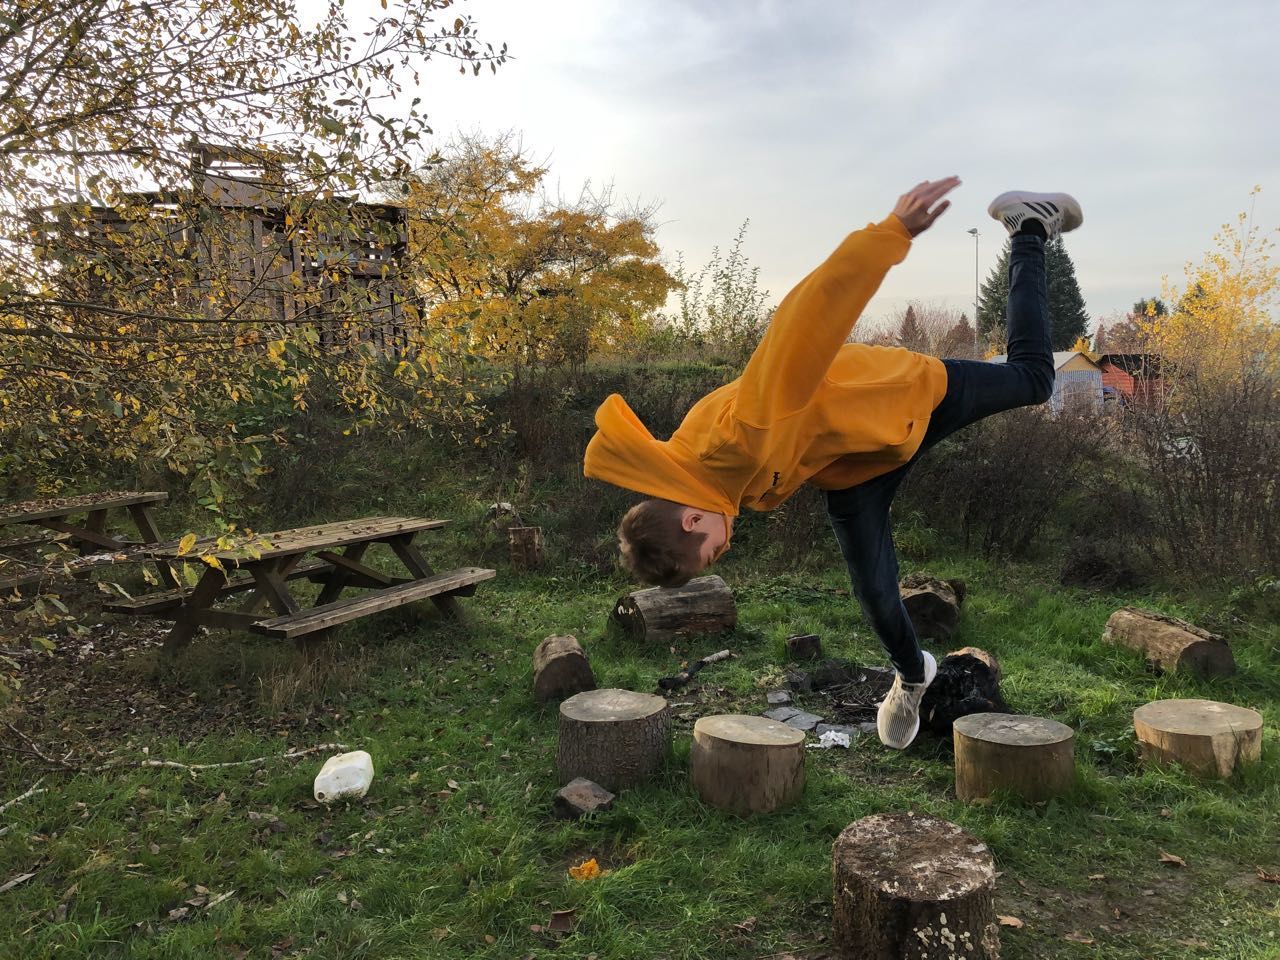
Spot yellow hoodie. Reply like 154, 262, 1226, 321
583, 215, 948, 516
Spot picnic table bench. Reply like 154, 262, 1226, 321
0, 490, 178, 592
125, 516, 495, 654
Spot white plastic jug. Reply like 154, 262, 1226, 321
313, 750, 375, 802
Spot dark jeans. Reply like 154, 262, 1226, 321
824, 234, 1054, 682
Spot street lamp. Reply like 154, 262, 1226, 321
966, 228, 979, 328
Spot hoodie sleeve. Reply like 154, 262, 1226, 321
733, 215, 912, 426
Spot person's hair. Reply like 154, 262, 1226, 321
617, 498, 707, 587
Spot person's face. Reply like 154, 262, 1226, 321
684, 509, 732, 569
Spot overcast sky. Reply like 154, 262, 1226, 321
419, 0, 1279, 330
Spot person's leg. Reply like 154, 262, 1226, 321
922, 226, 1055, 450
824, 465, 926, 682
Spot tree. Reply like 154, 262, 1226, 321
896, 304, 926, 351
402, 135, 676, 374
976, 238, 1092, 350
0, 0, 507, 503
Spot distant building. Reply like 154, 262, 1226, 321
1097, 353, 1165, 410
988, 350, 1104, 415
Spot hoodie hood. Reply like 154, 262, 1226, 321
583, 394, 738, 516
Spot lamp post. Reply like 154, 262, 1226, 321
966, 228, 979, 327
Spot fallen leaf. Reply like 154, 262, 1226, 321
1159, 850, 1187, 868
1088, 873, 1106, 881
997, 915, 1024, 929
528, 924, 544, 933
148, 842, 160, 855
549, 909, 577, 933
1257, 866, 1280, 884
483, 934, 496, 944
1159, 807, 1173, 818
1064, 932, 1095, 944
1177, 938, 1211, 948
734, 916, 757, 932
270, 935, 296, 957
568, 857, 602, 880
431, 928, 449, 941
447, 779, 460, 790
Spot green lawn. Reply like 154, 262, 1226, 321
2, 552, 1278, 959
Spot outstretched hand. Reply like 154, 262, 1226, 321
892, 177, 961, 237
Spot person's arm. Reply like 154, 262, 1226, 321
733, 177, 959, 425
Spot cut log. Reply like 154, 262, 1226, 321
920, 649, 1009, 736
1101, 607, 1235, 678
785, 633, 823, 661
950, 646, 1001, 682
611, 575, 736, 644
532, 634, 596, 703
953, 713, 1075, 802
557, 688, 671, 791
832, 811, 999, 960
1133, 699, 1263, 779
689, 714, 805, 815
899, 575, 964, 642
508, 526, 545, 570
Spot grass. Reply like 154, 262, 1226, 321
2, 508, 1279, 958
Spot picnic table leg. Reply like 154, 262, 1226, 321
127, 504, 181, 589
313, 542, 369, 606
249, 559, 331, 655
388, 534, 462, 619
240, 554, 306, 616
163, 566, 228, 655
82, 510, 108, 557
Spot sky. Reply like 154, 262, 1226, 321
415, 0, 1280, 331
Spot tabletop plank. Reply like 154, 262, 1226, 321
0, 491, 169, 526
147, 516, 451, 562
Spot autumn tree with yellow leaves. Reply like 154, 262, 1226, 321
402, 135, 676, 376
1130, 192, 1279, 576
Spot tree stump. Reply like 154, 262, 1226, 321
832, 811, 999, 960
1102, 607, 1235, 678
953, 713, 1075, 802
611, 575, 737, 644
899, 575, 965, 643
508, 526, 544, 570
1133, 699, 1263, 779
689, 715, 805, 815
532, 634, 596, 704
557, 688, 672, 791
920, 649, 1009, 736
786, 633, 823, 661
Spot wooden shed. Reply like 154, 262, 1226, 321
1098, 353, 1165, 410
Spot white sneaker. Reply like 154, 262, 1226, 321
988, 191, 1083, 241
877, 650, 937, 750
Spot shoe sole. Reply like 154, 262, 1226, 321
877, 652, 939, 750
988, 190, 1084, 233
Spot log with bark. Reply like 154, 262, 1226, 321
610, 575, 737, 644
556, 688, 672, 791
953, 713, 1075, 802
899, 574, 966, 643
1102, 607, 1235, 678
508, 526, 545, 570
832, 811, 999, 959
532, 635, 596, 703
1133, 698, 1263, 779
689, 714, 805, 815
920, 648, 1009, 736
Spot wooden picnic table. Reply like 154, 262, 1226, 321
0, 490, 179, 592
119, 516, 495, 654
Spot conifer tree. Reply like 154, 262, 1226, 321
977, 238, 1091, 350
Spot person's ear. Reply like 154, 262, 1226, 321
680, 509, 702, 533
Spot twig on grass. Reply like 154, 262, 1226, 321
92, 742, 350, 774
5, 722, 79, 770
0, 778, 46, 815
657, 649, 734, 691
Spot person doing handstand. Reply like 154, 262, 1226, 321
583, 177, 1083, 748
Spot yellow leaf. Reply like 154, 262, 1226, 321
177, 533, 198, 556
200, 555, 225, 572
568, 858, 604, 880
